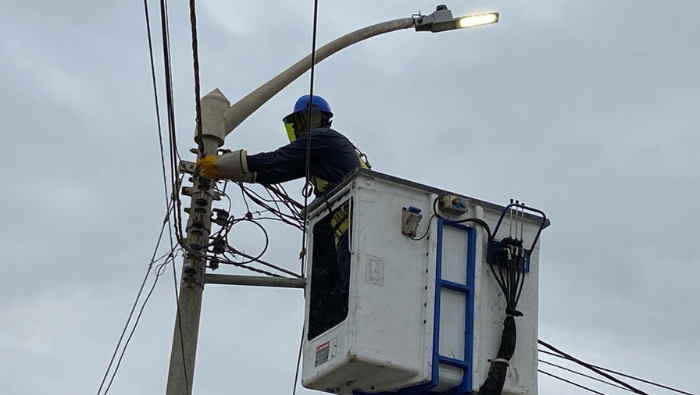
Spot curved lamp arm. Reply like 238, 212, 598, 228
223, 17, 416, 136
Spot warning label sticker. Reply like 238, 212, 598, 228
315, 342, 330, 367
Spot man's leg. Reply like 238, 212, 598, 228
335, 231, 351, 295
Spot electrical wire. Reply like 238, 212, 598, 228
539, 340, 649, 395
290, 6, 323, 395
539, 349, 697, 395
291, 325, 304, 395
217, 252, 284, 277
591, 365, 697, 395
227, 248, 302, 278
97, 1, 183, 390
143, 0, 168, 211
170, 247, 190, 395
96, 205, 178, 395
202, 180, 307, 278
299, 0, 321, 279
241, 185, 304, 230
158, 0, 185, 244
431, 199, 521, 313
539, 369, 609, 395
539, 359, 633, 392
157, 0, 190, 391
213, 190, 302, 276
223, 219, 270, 265
103, 249, 180, 394
411, 214, 437, 241
188, 0, 204, 154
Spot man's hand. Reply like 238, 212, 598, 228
195, 155, 222, 180
195, 150, 255, 183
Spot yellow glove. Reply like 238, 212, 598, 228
195, 155, 223, 180
195, 150, 256, 182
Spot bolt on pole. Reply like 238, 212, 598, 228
165, 89, 230, 395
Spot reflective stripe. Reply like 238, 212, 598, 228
311, 174, 333, 194
330, 205, 350, 246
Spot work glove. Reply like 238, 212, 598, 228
195, 149, 256, 182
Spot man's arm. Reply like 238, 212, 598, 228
247, 135, 320, 171
255, 163, 305, 184
247, 132, 336, 183
195, 130, 337, 183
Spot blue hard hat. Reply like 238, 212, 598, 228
293, 95, 333, 116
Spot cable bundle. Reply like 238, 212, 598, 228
198, 181, 306, 278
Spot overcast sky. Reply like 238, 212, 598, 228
1, 0, 699, 394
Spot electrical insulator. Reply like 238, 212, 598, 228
212, 209, 230, 226
211, 238, 226, 254
208, 257, 220, 271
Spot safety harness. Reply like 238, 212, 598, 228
312, 147, 370, 246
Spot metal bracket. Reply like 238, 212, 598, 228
179, 160, 196, 175
204, 274, 306, 289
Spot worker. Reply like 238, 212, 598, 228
196, 94, 370, 298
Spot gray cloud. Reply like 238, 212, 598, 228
1, 0, 699, 394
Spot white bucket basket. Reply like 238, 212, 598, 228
301, 170, 548, 395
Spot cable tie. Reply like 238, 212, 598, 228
488, 358, 510, 366
506, 308, 523, 317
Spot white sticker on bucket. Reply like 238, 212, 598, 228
366, 255, 385, 286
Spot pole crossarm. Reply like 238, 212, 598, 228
205, 274, 306, 289
223, 17, 415, 135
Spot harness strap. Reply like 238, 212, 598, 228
312, 150, 369, 244
330, 204, 350, 246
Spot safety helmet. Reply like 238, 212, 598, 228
283, 95, 333, 142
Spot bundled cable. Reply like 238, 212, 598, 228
199, 180, 306, 278
478, 200, 547, 395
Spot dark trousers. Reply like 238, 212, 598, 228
336, 231, 351, 294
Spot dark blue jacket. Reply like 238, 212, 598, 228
247, 128, 361, 189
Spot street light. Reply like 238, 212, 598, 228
458, 13, 500, 29
168, 5, 499, 395
219, 4, 499, 138
415, 5, 499, 33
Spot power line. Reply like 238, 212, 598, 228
104, 249, 179, 394
291, 2, 321, 393
539, 369, 608, 395
158, 0, 185, 243
97, 0, 190, 391
155, 0, 192, 392
539, 339, 649, 395
170, 249, 190, 395
143, 0, 177, 253
187, 0, 204, 154
95, 1, 168, 390
143, 0, 164, 188
539, 359, 633, 393
299, 0, 321, 279
539, 348, 697, 395
592, 364, 697, 395
96, 206, 177, 395
291, 325, 304, 395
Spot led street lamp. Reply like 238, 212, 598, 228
415, 4, 499, 33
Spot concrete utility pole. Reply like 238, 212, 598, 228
165, 88, 230, 395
